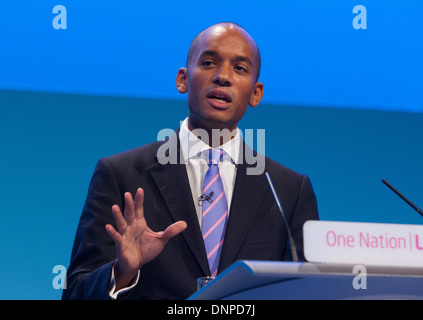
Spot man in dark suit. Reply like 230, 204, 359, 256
63, 22, 319, 300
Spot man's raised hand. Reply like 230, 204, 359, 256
105, 188, 187, 290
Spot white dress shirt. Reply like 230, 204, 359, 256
178, 117, 240, 228
109, 118, 241, 298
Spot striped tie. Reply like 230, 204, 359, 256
201, 148, 228, 277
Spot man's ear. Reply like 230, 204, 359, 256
176, 68, 188, 94
249, 82, 264, 108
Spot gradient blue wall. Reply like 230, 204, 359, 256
0, 1, 422, 299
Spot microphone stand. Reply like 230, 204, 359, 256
265, 172, 299, 262
382, 179, 423, 217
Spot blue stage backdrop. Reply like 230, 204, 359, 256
0, 1, 422, 299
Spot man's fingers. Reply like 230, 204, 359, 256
124, 192, 135, 225
112, 204, 127, 234
161, 221, 187, 240
105, 224, 122, 245
134, 188, 145, 219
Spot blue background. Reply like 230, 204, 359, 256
0, 1, 422, 299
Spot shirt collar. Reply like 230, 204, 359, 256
179, 117, 241, 164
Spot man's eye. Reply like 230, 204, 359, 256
235, 65, 248, 72
202, 61, 214, 67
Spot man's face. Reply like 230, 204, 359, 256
177, 25, 263, 134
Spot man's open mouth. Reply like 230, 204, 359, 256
206, 89, 233, 104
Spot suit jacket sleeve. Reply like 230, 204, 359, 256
62, 157, 123, 300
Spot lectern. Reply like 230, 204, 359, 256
188, 260, 423, 300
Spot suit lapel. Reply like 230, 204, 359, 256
218, 145, 268, 272
147, 133, 210, 276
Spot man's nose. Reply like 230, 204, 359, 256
212, 63, 232, 86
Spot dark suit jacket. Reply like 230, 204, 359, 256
63, 135, 319, 300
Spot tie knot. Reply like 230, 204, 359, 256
208, 148, 223, 166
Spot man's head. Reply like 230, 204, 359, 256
186, 22, 261, 82
176, 22, 264, 135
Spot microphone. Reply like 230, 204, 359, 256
382, 179, 423, 217
198, 191, 214, 206
265, 172, 299, 262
